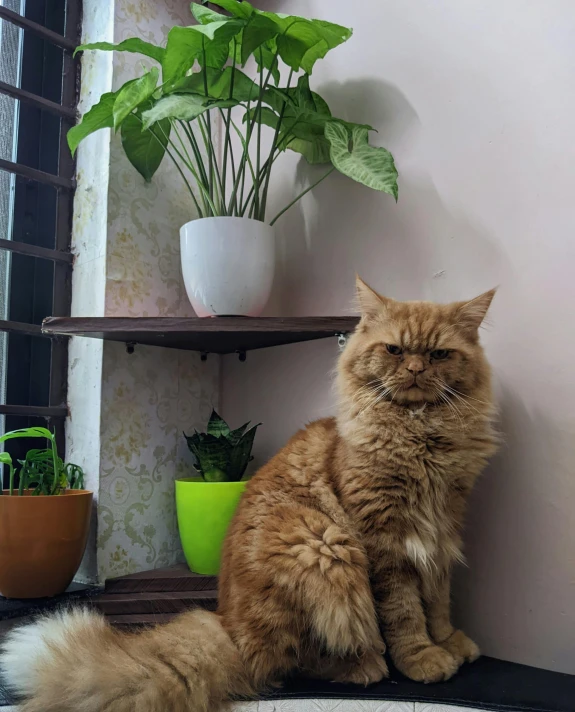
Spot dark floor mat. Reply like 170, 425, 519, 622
267, 656, 575, 712
1, 655, 573, 710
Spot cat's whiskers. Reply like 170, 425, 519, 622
445, 384, 489, 406
434, 386, 465, 429
334, 379, 386, 409
355, 380, 396, 416
438, 380, 482, 416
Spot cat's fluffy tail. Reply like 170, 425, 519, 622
0, 607, 250, 712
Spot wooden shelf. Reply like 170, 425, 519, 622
42, 316, 359, 354
89, 564, 218, 627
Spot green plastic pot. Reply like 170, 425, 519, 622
175, 477, 246, 575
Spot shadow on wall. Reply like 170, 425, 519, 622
266, 76, 506, 316
454, 384, 575, 673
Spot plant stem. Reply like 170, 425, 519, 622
269, 166, 335, 226
228, 117, 257, 213
179, 121, 209, 215
202, 39, 215, 206
222, 39, 237, 209
240, 153, 278, 216
198, 114, 225, 214
178, 121, 208, 186
50, 432, 59, 495
254, 49, 265, 219
133, 114, 204, 217
8, 463, 14, 496
158, 121, 219, 215
259, 69, 293, 221
228, 50, 280, 219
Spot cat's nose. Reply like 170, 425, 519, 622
406, 357, 425, 374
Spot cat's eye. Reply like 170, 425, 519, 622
386, 344, 402, 356
431, 349, 450, 360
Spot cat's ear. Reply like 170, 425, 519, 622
356, 276, 393, 320
454, 288, 497, 333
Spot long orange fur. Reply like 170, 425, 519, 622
0, 277, 498, 711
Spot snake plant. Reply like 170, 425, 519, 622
184, 410, 260, 482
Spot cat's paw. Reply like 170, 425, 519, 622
333, 650, 389, 686
395, 645, 458, 683
440, 629, 480, 665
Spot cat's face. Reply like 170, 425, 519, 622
339, 278, 495, 408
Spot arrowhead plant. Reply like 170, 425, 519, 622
68, 0, 398, 225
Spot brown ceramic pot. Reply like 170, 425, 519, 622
0, 489, 92, 599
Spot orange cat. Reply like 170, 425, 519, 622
0, 278, 498, 712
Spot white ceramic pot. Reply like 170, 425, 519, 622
180, 217, 275, 317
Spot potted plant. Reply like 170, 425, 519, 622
177, 411, 259, 575
0, 427, 92, 599
67, 0, 399, 317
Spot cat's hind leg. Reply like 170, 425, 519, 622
303, 648, 389, 686
263, 505, 387, 674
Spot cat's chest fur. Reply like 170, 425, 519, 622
340, 407, 490, 571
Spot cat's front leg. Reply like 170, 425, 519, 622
373, 564, 458, 683
422, 572, 480, 666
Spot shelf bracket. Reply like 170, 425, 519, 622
237, 350, 247, 362
336, 333, 349, 351
126, 342, 136, 355
200, 352, 208, 362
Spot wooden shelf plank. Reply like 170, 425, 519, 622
42, 315, 359, 354
92, 590, 219, 615
106, 613, 178, 628
104, 563, 217, 593
94, 566, 218, 626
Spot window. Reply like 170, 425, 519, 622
0, 0, 80, 479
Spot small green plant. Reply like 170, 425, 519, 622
0, 427, 85, 496
184, 410, 260, 482
68, 0, 398, 225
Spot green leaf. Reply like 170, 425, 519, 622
121, 111, 170, 182
261, 85, 295, 115
247, 81, 333, 164
255, 40, 280, 84
240, 14, 278, 65
0, 426, 54, 444
301, 20, 352, 74
228, 423, 260, 481
243, 106, 280, 130
0, 452, 13, 466
67, 91, 117, 156
113, 67, 159, 130
189, 433, 232, 479
75, 38, 165, 64
64, 463, 85, 489
286, 135, 331, 164
163, 20, 244, 85
260, 15, 351, 73
204, 467, 228, 482
227, 423, 249, 447
325, 122, 399, 200
208, 0, 255, 20
141, 94, 236, 129
207, 410, 231, 438
168, 66, 259, 102
191, 4, 226, 25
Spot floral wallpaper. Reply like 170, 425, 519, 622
94, 0, 220, 580
99, 343, 218, 578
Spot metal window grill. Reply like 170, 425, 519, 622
0, 0, 81, 470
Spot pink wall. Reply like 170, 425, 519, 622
222, 0, 575, 673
